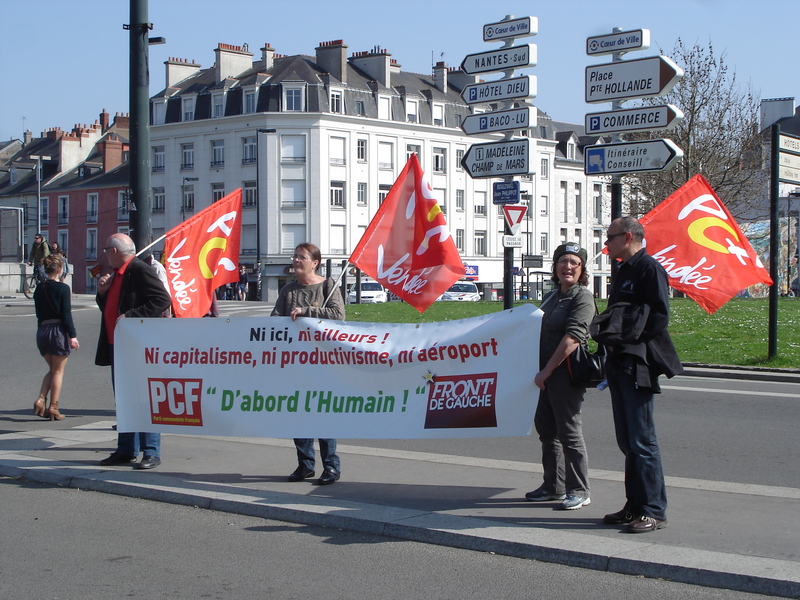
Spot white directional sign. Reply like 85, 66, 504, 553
584, 139, 683, 175
586, 29, 650, 56
778, 133, 800, 184
461, 106, 536, 135
461, 44, 537, 75
461, 75, 537, 105
585, 104, 683, 135
585, 56, 683, 103
779, 133, 800, 155
461, 139, 533, 178
483, 16, 537, 42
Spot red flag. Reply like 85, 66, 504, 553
350, 154, 465, 312
641, 174, 772, 314
163, 188, 242, 318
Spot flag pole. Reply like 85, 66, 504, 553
322, 262, 349, 308
136, 234, 167, 258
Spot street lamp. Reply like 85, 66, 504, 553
27, 155, 51, 235
181, 176, 198, 222
255, 128, 276, 301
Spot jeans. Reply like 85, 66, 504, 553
606, 359, 667, 519
294, 438, 339, 473
110, 347, 160, 458
118, 432, 161, 458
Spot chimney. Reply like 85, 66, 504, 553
261, 43, 275, 71
433, 61, 448, 92
165, 57, 201, 88
101, 134, 124, 172
316, 40, 348, 84
23, 130, 33, 145
349, 46, 392, 88
214, 43, 253, 82
760, 97, 795, 131
100, 109, 110, 130
448, 67, 480, 92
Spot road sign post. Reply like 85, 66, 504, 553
461, 106, 536, 135
585, 55, 683, 103
461, 139, 533, 178
584, 139, 683, 175
585, 104, 683, 135
460, 44, 537, 75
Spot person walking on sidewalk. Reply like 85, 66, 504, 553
33, 254, 79, 420
272, 243, 345, 485
526, 243, 594, 510
598, 217, 682, 533
95, 234, 171, 470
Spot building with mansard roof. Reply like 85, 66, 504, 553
0, 42, 614, 299
149, 40, 615, 302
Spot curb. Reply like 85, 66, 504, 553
2, 456, 799, 598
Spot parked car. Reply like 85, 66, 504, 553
438, 280, 481, 302
348, 281, 388, 304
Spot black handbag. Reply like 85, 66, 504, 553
566, 342, 606, 388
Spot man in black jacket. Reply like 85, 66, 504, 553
600, 216, 682, 533
95, 233, 171, 469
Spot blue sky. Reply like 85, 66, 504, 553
2, 0, 798, 140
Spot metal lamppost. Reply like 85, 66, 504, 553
255, 128, 276, 301
27, 155, 51, 235
181, 176, 198, 222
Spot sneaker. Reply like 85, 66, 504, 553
626, 515, 667, 533
560, 495, 591, 510
525, 487, 566, 502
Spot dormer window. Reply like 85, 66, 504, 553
567, 142, 575, 160
213, 93, 225, 118
406, 99, 418, 123
285, 87, 303, 112
183, 97, 195, 121
244, 90, 256, 114
330, 90, 342, 114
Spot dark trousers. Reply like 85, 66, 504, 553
533, 366, 590, 497
606, 359, 667, 519
294, 438, 340, 473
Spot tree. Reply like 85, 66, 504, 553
623, 39, 766, 220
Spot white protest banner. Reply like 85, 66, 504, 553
114, 305, 541, 439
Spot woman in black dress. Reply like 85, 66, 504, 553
33, 254, 79, 420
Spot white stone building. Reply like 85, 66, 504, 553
148, 40, 614, 302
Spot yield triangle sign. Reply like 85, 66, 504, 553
503, 204, 528, 235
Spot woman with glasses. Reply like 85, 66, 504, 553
271, 243, 345, 485
526, 243, 595, 510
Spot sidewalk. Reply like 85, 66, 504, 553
1, 423, 798, 598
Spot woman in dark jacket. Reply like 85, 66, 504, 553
33, 254, 79, 420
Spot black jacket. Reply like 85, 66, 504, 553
95, 257, 171, 366
601, 248, 683, 388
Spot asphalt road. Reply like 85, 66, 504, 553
0, 478, 779, 600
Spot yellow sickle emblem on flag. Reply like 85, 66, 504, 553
198, 237, 228, 279
687, 217, 740, 254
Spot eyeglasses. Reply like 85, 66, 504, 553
604, 232, 626, 244
292, 254, 312, 261
102, 246, 116, 252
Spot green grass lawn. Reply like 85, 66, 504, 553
345, 298, 800, 369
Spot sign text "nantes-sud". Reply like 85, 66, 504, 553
460, 44, 537, 76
